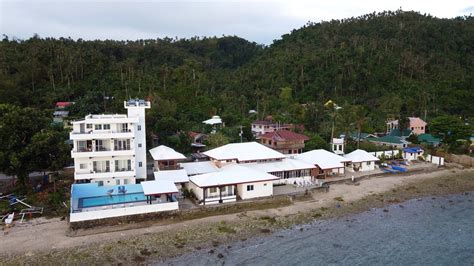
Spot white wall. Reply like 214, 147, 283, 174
237, 181, 273, 200
371, 150, 400, 159
403, 150, 424, 161
349, 161, 376, 172
70, 201, 179, 222
425, 155, 445, 166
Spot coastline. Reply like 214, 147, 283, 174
1, 168, 473, 264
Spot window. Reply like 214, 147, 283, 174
139, 162, 142, 167
411, 127, 414, 130
138, 143, 142, 148
114, 139, 130, 150
263, 183, 267, 186
86, 124, 92, 129
137, 125, 142, 131
103, 124, 110, 130
115, 159, 131, 171
209, 187, 217, 193
97, 181, 104, 186
421, 127, 424, 130
221, 186, 226, 192
79, 163, 87, 169
247, 185, 254, 191
95, 124, 102, 130
289, 150, 292, 154
116, 179, 120, 185
367, 161, 372, 166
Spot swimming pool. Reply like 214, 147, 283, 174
79, 192, 147, 208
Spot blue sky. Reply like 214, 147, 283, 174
1, 0, 473, 44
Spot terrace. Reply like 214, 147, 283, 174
70, 183, 179, 222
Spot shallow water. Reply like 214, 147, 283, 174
160, 192, 474, 265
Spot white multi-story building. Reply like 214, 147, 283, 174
70, 99, 150, 186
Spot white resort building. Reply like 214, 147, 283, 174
70, 99, 150, 186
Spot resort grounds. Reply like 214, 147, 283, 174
1, 167, 473, 264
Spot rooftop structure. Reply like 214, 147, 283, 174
366, 135, 409, 148
149, 145, 186, 171
294, 149, 348, 177
202, 115, 222, 125
153, 169, 189, 184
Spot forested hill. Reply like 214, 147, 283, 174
0, 10, 473, 140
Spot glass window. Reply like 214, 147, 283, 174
138, 143, 142, 148
247, 185, 254, 191
95, 124, 102, 130
116, 179, 120, 185
98, 181, 104, 186
124, 179, 129, 185
103, 124, 110, 130
137, 125, 142, 131
209, 187, 217, 193
79, 163, 87, 169
221, 186, 226, 192
139, 162, 142, 167
86, 124, 92, 129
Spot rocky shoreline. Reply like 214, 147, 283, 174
2, 169, 474, 265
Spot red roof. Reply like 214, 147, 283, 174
260, 130, 309, 142
56, 102, 74, 107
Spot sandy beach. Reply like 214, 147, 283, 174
1, 167, 473, 264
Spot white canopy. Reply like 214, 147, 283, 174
203, 142, 285, 162
153, 169, 189, 183
294, 149, 349, 170
202, 115, 222, 125
344, 149, 379, 163
190, 164, 278, 188
141, 180, 179, 196
149, 145, 186, 161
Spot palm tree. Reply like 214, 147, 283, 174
353, 105, 368, 149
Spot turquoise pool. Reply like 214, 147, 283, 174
79, 192, 147, 208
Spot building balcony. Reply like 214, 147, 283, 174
70, 130, 134, 140
74, 170, 135, 180
71, 148, 134, 158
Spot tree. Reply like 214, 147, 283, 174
430, 115, 470, 152
0, 104, 50, 185
353, 105, 369, 148
205, 133, 230, 150
304, 134, 329, 151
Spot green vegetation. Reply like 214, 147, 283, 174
0, 10, 473, 171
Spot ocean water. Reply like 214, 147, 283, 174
160, 192, 474, 265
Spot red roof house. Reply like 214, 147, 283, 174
259, 130, 309, 154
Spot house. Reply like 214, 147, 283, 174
294, 149, 350, 178
187, 164, 278, 205
346, 132, 377, 142
344, 149, 379, 172
202, 115, 222, 126
251, 120, 290, 137
203, 116, 223, 133
69, 181, 179, 222
69, 99, 150, 186
56, 101, 74, 109
203, 142, 286, 165
417, 134, 441, 147
402, 147, 424, 161
189, 131, 207, 151
387, 117, 427, 135
259, 130, 309, 154
149, 145, 186, 171
366, 136, 409, 148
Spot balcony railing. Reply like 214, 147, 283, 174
115, 167, 132, 172
92, 168, 110, 173
72, 129, 132, 135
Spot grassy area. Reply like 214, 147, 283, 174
2, 170, 474, 265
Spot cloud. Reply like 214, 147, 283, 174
1, 0, 472, 44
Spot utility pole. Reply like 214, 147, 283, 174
239, 125, 244, 143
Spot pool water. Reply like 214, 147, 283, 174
79, 192, 147, 208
